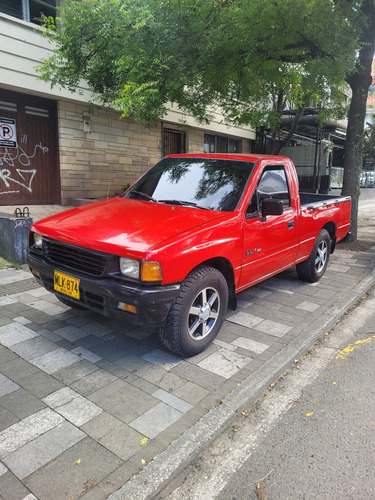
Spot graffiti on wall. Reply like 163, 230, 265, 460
0, 142, 49, 195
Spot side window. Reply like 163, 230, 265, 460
246, 165, 291, 217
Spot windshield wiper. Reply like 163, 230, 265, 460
128, 190, 158, 203
159, 199, 210, 210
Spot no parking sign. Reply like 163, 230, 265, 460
0, 117, 17, 147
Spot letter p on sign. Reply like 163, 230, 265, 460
0, 118, 17, 147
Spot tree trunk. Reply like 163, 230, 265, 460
342, 0, 375, 241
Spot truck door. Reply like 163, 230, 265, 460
239, 164, 300, 289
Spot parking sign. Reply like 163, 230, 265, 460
0, 117, 17, 147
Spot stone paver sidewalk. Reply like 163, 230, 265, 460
0, 213, 375, 499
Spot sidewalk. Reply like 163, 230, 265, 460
0, 201, 374, 500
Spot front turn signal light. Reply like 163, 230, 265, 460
141, 261, 162, 282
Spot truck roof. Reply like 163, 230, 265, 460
166, 153, 290, 162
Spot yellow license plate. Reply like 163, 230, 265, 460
54, 271, 80, 300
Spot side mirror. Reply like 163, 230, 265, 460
261, 198, 284, 220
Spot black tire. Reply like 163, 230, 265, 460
56, 295, 87, 310
159, 266, 229, 357
296, 229, 331, 283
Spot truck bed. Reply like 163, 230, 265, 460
300, 192, 351, 209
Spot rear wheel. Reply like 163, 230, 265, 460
296, 229, 331, 283
159, 266, 228, 357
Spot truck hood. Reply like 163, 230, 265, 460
32, 197, 226, 258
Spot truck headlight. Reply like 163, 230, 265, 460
119, 258, 140, 279
33, 232, 43, 249
119, 258, 162, 282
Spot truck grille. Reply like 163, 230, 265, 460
43, 238, 109, 277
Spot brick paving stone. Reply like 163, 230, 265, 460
130, 361, 173, 385
226, 311, 264, 329
23, 437, 122, 500
12, 316, 32, 325
296, 301, 320, 312
71, 345, 102, 363
70, 369, 119, 397
10, 336, 57, 361
197, 350, 252, 379
89, 382, 157, 424
127, 437, 166, 468
0, 373, 19, 398
173, 381, 210, 405
0, 296, 18, 306
0, 408, 64, 459
129, 402, 182, 439
114, 353, 148, 372
0, 462, 6, 476
78, 462, 140, 500
81, 321, 114, 337
213, 338, 238, 351
97, 422, 144, 461
154, 372, 187, 393
30, 347, 81, 374
27, 299, 67, 316
52, 395, 102, 427
0, 323, 39, 347
171, 362, 225, 391
3, 421, 85, 480
255, 319, 293, 337
231, 337, 270, 354
0, 406, 19, 432
0, 388, 46, 420
128, 375, 160, 395
52, 359, 99, 385
54, 324, 90, 342
142, 349, 183, 370
17, 371, 64, 399
0, 471, 33, 500
0, 357, 40, 383
153, 389, 193, 413
81, 412, 125, 440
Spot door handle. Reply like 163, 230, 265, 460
288, 220, 295, 229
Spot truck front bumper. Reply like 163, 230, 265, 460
27, 253, 181, 328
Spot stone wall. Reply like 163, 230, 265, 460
58, 101, 163, 204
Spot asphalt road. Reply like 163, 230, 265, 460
160, 286, 375, 500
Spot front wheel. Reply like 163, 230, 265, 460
159, 266, 228, 357
296, 229, 331, 283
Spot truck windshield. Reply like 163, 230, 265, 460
123, 157, 254, 211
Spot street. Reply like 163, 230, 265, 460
158, 286, 375, 500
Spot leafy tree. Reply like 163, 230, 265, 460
339, 0, 375, 240
38, 0, 355, 125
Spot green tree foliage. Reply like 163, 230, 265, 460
39, 0, 355, 128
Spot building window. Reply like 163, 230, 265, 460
204, 134, 241, 154
1, 0, 57, 25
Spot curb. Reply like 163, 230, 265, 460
108, 267, 375, 500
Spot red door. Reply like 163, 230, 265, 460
238, 164, 300, 290
0, 89, 60, 204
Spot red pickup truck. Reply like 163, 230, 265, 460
27, 154, 351, 356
